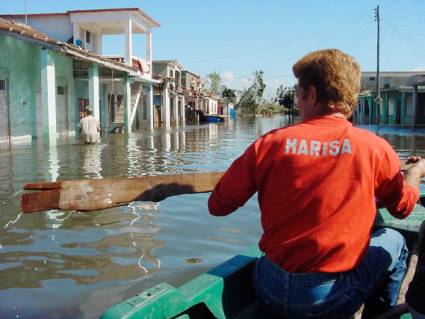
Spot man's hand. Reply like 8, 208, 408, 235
403, 156, 425, 191
405, 156, 425, 176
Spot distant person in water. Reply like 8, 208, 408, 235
208, 49, 425, 318
78, 108, 100, 144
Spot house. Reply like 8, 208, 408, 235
0, 8, 161, 145
201, 96, 218, 115
152, 60, 185, 128
180, 70, 220, 121
181, 70, 203, 109
355, 71, 425, 127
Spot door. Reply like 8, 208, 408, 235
56, 84, 69, 135
396, 100, 401, 125
0, 68, 10, 146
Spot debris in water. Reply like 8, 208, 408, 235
185, 258, 203, 264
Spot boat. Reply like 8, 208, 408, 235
101, 195, 425, 319
206, 114, 226, 123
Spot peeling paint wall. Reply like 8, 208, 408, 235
0, 34, 76, 141
0, 35, 40, 139
55, 54, 76, 134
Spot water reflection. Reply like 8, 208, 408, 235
6, 116, 425, 318
81, 144, 104, 179
48, 145, 59, 181
128, 201, 162, 274
0, 149, 12, 201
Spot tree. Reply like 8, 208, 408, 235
237, 70, 267, 113
275, 85, 296, 122
222, 87, 236, 104
207, 72, 221, 96
275, 85, 295, 109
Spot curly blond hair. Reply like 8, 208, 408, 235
292, 49, 361, 115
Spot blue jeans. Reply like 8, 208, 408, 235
252, 228, 408, 319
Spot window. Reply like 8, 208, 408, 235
369, 77, 375, 81
57, 86, 65, 95
0, 79, 5, 91
86, 30, 91, 44
169, 69, 174, 77
78, 98, 89, 119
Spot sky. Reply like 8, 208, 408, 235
1, 0, 425, 98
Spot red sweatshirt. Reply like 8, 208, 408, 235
208, 115, 419, 273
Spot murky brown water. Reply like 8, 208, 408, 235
0, 116, 424, 318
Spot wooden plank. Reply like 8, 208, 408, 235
21, 172, 224, 213
23, 181, 62, 190
21, 190, 60, 213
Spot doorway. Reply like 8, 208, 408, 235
0, 68, 10, 146
56, 84, 69, 135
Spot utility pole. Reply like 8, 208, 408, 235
374, 5, 381, 125
24, 0, 28, 24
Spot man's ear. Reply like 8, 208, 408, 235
308, 86, 318, 106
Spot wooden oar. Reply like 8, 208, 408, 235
20, 158, 419, 214
21, 172, 224, 214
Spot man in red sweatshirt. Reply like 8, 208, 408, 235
208, 49, 425, 318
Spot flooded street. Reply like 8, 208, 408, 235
0, 116, 425, 318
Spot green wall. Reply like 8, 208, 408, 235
0, 34, 76, 139
55, 54, 76, 132
0, 35, 40, 138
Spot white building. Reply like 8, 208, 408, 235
152, 60, 186, 128
1, 8, 161, 134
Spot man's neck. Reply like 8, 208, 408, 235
302, 112, 347, 121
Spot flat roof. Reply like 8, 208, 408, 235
362, 71, 425, 76
0, 7, 160, 27
153, 59, 184, 69
0, 17, 139, 74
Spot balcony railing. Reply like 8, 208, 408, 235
104, 55, 151, 74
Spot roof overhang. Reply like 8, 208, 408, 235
69, 8, 159, 35
407, 74, 425, 86
0, 17, 141, 74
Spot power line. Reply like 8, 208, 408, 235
346, 19, 373, 51
380, 24, 394, 70
384, 17, 425, 28
382, 19, 425, 64
385, 9, 425, 21
185, 10, 372, 65
384, 0, 424, 16
253, 12, 372, 76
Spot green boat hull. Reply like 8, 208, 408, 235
101, 197, 425, 319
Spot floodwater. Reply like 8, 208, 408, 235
0, 115, 425, 319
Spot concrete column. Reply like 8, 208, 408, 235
401, 92, 406, 124
413, 85, 418, 128
146, 84, 154, 130
146, 31, 152, 75
124, 73, 132, 133
73, 24, 81, 46
384, 92, 389, 124
173, 95, 179, 126
96, 33, 102, 55
181, 96, 186, 126
162, 83, 170, 128
125, 17, 133, 66
40, 50, 57, 144
88, 63, 100, 120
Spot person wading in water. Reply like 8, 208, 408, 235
208, 48, 425, 318
78, 107, 100, 144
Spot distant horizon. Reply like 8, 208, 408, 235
1, 0, 425, 99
